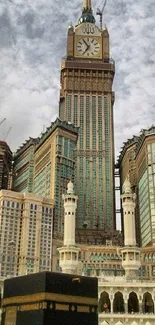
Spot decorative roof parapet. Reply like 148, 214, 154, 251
117, 135, 138, 167
135, 125, 155, 155
14, 137, 39, 158
35, 118, 79, 152
117, 125, 155, 167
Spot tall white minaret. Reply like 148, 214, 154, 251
58, 181, 80, 274
121, 177, 141, 280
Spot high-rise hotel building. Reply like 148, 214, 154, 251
0, 141, 12, 190
13, 138, 39, 193
0, 190, 54, 277
118, 126, 155, 248
33, 119, 78, 236
59, 0, 116, 238
13, 119, 78, 237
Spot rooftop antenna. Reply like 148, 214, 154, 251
96, 0, 107, 30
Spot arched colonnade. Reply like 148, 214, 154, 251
99, 291, 154, 314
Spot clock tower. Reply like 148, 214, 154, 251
59, 0, 116, 243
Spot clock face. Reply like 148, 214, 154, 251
76, 37, 100, 57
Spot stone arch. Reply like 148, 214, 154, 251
113, 291, 125, 313
130, 322, 138, 325
106, 253, 110, 260
148, 253, 152, 262
90, 253, 94, 262
99, 291, 111, 313
128, 292, 139, 313
103, 253, 106, 260
142, 292, 154, 313
115, 322, 123, 325
144, 254, 148, 262
146, 322, 151, 325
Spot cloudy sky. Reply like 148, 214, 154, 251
0, 0, 155, 157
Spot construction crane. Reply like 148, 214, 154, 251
4, 127, 12, 141
96, 0, 107, 30
0, 118, 6, 128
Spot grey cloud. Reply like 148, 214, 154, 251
0, 10, 14, 47
0, 0, 155, 156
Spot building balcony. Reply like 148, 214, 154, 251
61, 57, 115, 73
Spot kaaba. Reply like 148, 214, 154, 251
2, 272, 98, 325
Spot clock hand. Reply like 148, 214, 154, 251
83, 39, 89, 47
82, 45, 90, 55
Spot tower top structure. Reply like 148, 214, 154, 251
58, 181, 80, 274
78, 0, 95, 25
60, 0, 116, 242
123, 176, 132, 194
83, 0, 92, 10
121, 178, 141, 280
67, 180, 74, 195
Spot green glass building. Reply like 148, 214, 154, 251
34, 119, 78, 236
13, 138, 39, 193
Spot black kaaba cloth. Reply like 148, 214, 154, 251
2, 272, 98, 325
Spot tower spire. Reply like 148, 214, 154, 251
83, 0, 92, 10
120, 178, 141, 280
58, 181, 80, 274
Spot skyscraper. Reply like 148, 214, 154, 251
118, 126, 155, 248
12, 119, 78, 237
0, 190, 54, 277
33, 119, 78, 236
13, 138, 39, 193
59, 0, 116, 241
0, 141, 12, 190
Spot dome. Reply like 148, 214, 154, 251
68, 23, 74, 33
78, 9, 95, 25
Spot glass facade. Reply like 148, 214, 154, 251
18, 120, 78, 237
139, 143, 155, 247
54, 135, 76, 234
34, 163, 51, 197
61, 92, 115, 230
13, 144, 36, 193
